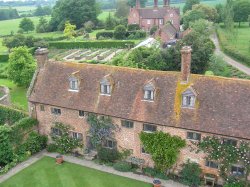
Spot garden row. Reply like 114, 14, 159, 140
0, 105, 47, 174
49, 40, 135, 49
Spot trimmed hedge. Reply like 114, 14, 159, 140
127, 24, 140, 31
49, 41, 135, 49
96, 31, 114, 39
216, 28, 250, 67
0, 105, 27, 125
0, 54, 9, 62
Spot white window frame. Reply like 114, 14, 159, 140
182, 95, 196, 108
79, 110, 85, 118
51, 127, 62, 136
143, 123, 157, 133
144, 90, 154, 101
231, 165, 244, 176
147, 19, 151, 24
100, 84, 111, 95
51, 108, 61, 115
69, 77, 79, 92
205, 160, 219, 169
159, 19, 163, 25
71, 131, 83, 140
187, 132, 201, 141
103, 139, 116, 149
121, 120, 134, 128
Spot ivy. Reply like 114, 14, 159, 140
51, 122, 83, 154
140, 131, 186, 172
0, 125, 14, 166
198, 136, 250, 186
87, 114, 119, 149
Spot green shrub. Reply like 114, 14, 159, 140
49, 41, 134, 49
0, 54, 9, 62
150, 25, 158, 35
20, 131, 48, 155
127, 24, 140, 31
180, 160, 202, 187
96, 31, 114, 39
97, 147, 120, 163
143, 167, 168, 180
0, 105, 27, 126
47, 143, 58, 152
113, 161, 132, 172
114, 25, 127, 40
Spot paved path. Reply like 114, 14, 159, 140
0, 151, 186, 187
211, 33, 250, 76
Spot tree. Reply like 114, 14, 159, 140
183, 0, 200, 14
233, 0, 250, 27
128, 0, 147, 8
114, 25, 127, 39
19, 17, 34, 33
84, 21, 95, 33
8, 46, 36, 87
0, 125, 14, 166
215, 4, 224, 23
36, 17, 49, 33
182, 9, 206, 30
248, 15, 250, 27
224, 0, 234, 32
115, 0, 130, 18
192, 4, 218, 22
64, 21, 76, 39
180, 160, 202, 186
105, 12, 116, 30
34, 5, 52, 16
49, 0, 99, 31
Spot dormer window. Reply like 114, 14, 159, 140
143, 83, 155, 101
182, 88, 197, 108
100, 78, 111, 95
69, 77, 79, 91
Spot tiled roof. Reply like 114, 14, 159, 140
29, 62, 250, 140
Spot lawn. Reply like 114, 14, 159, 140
0, 16, 51, 36
0, 78, 28, 111
98, 10, 115, 21
0, 157, 151, 187
217, 22, 250, 66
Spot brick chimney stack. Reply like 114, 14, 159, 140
163, 0, 169, 6
181, 46, 192, 83
154, 0, 158, 8
35, 48, 49, 69
136, 0, 140, 9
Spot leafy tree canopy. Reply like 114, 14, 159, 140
8, 46, 36, 87
128, 0, 147, 8
49, 0, 100, 31
183, 0, 200, 13
19, 17, 35, 33
233, 0, 250, 27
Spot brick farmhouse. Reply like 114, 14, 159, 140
128, 0, 180, 42
28, 47, 250, 185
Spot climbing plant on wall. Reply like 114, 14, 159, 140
87, 113, 119, 149
198, 136, 250, 187
140, 131, 186, 172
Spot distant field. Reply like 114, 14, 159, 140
0, 16, 51, 36
98, 11, 115, 21
217, 22, 250, 67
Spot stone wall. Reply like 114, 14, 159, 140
0, 86, 10, 106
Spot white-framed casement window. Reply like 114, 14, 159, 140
100, 78, 111, 95
51, 127, 62, 136
71, 132, 83, 140
231, 165, 244, 176
103, 139, 117, 149
40, 105, 45, 111
187, 132, 201, 141
69, 77, 79, 91
182, 88, 197, 108
170, 20, 174, 24
147, 19, 151, 24
143, 83, 155, 101
205, 160, 219, 169
159, 19, 163, 25
143, 123, 157, 132
79, 110, 85, 117
121, 120, 134, 128
51, 108, 61, 115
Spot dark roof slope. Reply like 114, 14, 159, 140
29, 62, 250, 140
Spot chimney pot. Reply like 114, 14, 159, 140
180, 46, 192, 83
154, 0, 158, 8
35, 48, 49, 69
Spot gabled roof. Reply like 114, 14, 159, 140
139, 8, 168, 19
160, 23, 177, 37
29, 62, 250, 140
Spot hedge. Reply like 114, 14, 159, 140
49, 41, 135, 49
96, 31, 114, 39
127, 24, 140, 31
0, 105, 27, 125
0, 54, 9, 62
216, 29, 250, 67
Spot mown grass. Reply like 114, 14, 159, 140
0, 16, 51, 36
0, 77, 28, 111
0, 157, 151, 187
98, 10, 115, 21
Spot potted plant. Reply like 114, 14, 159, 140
153, 179, 161, 187
56, 155, 63, 164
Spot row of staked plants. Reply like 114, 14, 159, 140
0, 105, 48, 174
